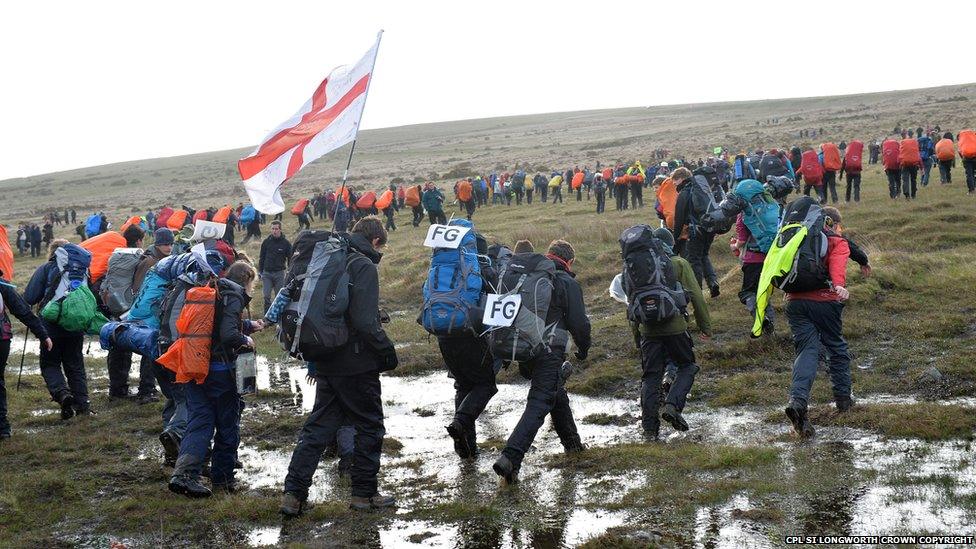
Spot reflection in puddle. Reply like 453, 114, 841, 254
243, 357, 976, 547
247, 526, 281, 547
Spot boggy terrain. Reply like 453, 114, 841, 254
2, 84, 976, 547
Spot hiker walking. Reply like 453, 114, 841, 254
259, 221, 291, 315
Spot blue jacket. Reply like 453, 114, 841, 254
918, 136, 935, 161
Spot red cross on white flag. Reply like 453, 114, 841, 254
238, 32, 382, 214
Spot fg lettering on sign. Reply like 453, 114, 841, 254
423, 224, 471, 249
482, 294, 522, 327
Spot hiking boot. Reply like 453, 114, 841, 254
661, 403, 689, 432
661, 371, 676, 397
168, 473, 212, 498
762, 318, 775, 335
709, 284, 721, 298
280, 492, 309, 517
74, 407, 96, 416
59, 395, 75, 420
492, 454, 519, 486
835, 396, 855, 413
138, 393, 160, 405
785, 401, 815, 438
350, 494, 396, 511
159, 431, 181, 468
446, 420, 476, 459
562, 436, 586, 454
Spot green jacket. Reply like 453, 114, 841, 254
634, 255, 712, 338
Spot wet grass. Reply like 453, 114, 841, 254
810, 403, 976, 441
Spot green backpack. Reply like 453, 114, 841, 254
41, 284, 109, 335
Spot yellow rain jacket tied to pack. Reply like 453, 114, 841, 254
752, 197, 827, 337
626, 161, 646, 179
548, 175, 563, 188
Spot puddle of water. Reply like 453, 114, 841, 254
243, 357, 976, 547
247, 526, 281, 547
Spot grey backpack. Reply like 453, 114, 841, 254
487, 253, 556, 362
100, 248, 145, 316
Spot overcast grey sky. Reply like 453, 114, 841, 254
3, 0, 974, 180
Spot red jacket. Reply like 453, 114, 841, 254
786, 232, 850, 302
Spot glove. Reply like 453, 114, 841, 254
575, 349, 588, 361
380, 349, 399, 371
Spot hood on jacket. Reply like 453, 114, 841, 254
347, 233, 382, 264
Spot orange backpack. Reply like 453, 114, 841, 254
157, 285, 216, 384
935, 139, 955, 161
167, 209, 189, 230
959, 130, 976, 159
457, 180, 473, 202
571, 172, 584, 190
899, 139, 921, 167
0, 225, 13, 281
821, 143, 841, 171
291, 198, 309, 215
656, 178, 678, 231
375, 189, 394, 210
405, 185, 421, 207
80, 231, 126, 284
212, 206, 232, 224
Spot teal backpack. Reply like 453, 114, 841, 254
734, 179, 780, 253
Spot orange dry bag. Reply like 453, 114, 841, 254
213, 206, 232, 224
156, 285, 215, 384
571, 172, 584, 190
405, 186, 421, 207
166, 209, 189, 230
291, 198, 309, 215
80, 231, 126, 284
899, 139, 921, 167
375, 190, 394, 210
0, 225, 13, 281
821, 143, 841, 171
457, 181, 473, 202
935, 139, 955, 161
959, 130, 976, 159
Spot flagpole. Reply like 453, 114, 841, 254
332, 30, 384, 230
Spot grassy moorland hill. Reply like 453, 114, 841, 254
1, 84, 975, 547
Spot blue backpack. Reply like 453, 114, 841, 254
734, 179, 780, 253
420, 219, 483, 336
240, 205, 257, 224
85, 214, 102, 237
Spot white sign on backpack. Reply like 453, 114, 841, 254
191, 220, 226, 242
482, 294, 522, 327
423, 224, 470, 249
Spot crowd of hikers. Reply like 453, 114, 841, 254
0, 125, 973, 517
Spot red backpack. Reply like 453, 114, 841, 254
844, 140, 863, 173
821, 143, 842, 171
798, 150, 823, 185
882, 140, 901, 170
899, 139, 921, 167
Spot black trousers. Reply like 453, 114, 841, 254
686, 230, 717, 290
526, 188, 533, 204
595, 190, 606, 213
284, 371, 385, 499
823, 171, 838, 203
107, 348, 156, 397
428, 210, 447, 225
615, 185, 628, 210
0, 339, 9, 434
39, 334, 88, 410
411, 206, 424, 227
901, 166, 918, 198
844, 173, 861, 202
630, 183, 643, 208
885, 169, 902, 198
462, 200, 475, 220
437, 336, 497, 436
938, 160, 953, 184
502, 352, 579, 469
964, 159, 976, 192
639, 332, 698, 433
803, 183, 826, 203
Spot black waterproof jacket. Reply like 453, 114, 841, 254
211, 278, 252, 364
313, 233, 396, 377
1, 282, 48, 342
546, 258, 592, 358
259, 235, 292, 274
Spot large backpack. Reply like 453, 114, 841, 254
690, 168, 733, 234
420, 219, 483, 336
882, 140, 901, 170
821, 143, 842, 171
747, 153, 762, 172
483, 243, 513, 292
619, 225, 687, 325
845, 140, 864, 173
487, 253, 556, 362
43, 244, 91, 307
899, 139, 921, 167
239, 205, 257, 225
768, 196, 829, 293
100, 248, 145, 316
405, 186, 421, 207
85, 214, 102, 237
277, 231, 358, 361
799, 150, 823, 184
157, 284, 216, 384
959, 130, 976, 159
758, 154, 789, 182
935, 138, 956, 161
734, 180, 781, 253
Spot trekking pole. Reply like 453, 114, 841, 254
16, 327, 28, 391
330, 30, 384, 233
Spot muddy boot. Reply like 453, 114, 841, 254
350, 494, 396, 511
336, 455, 352, 478
835, 396, 855, 413
446, 419, 475, 459
785, 401, 815, 438
709, 284, 720, 298
168, 473, 212, 498
58, 394, 75, 420
661, 403, 689, 432
169, 454, 211, 498
212, 480, 240, 494
159, 431, 181, 468
492, 454, 519, 486
280, 492, 310, 517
